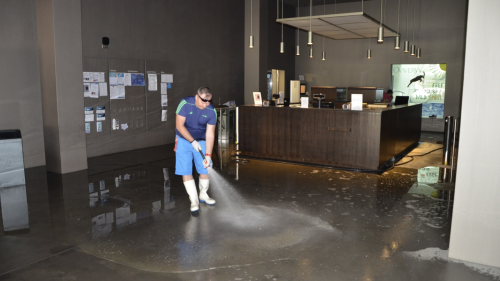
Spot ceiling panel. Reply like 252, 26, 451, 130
330, 34, 365, 39
311, 19, 333, 26
311, 25, 344, 31
290, 19, 313, 26
290, 18, 332, 27
320, 30, 356, 36
353, 28, 379, 34
336, 22, 377, 30
384, 29, 398, 36
322, 15, 371, 25
277, 12, 398, 40
283, 0, 370, 6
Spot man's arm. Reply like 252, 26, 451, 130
176, 114, 195, 143
205, 124, 216, 155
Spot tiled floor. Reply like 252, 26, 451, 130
1, 132, 499, 280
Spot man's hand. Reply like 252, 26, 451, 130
203, 156, 212, 169
191, 140, 202, 152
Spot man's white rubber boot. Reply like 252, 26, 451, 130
199, 179, 216, 205
184, 179, 199, 212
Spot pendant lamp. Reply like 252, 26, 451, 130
410, 0, 415, 55
417, 0, 422, 58
367, 38, 371, 59
280, 0, 284, 53
308, 0, 313, 45
404, 0, 410, 53
296, 0, 300, 56
322, 0, 326, 60
395, 0, 401, 49
377, 0, 384, 42
249, 0, 254, 48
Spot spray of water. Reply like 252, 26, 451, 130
78, 164, 341, 272
208, 167, 245, 211
207, 166, 281, 230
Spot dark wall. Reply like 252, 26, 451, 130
259, 0, 296, 98
81, 0, 244, 156
0, 0, 45, 168
82, 0, 244, 103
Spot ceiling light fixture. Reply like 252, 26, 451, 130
310, 46, 313, 58
395, 0, 401, 49
410, 0, 415, 55
296, 0, 300, 56
249, 0, 254, 48
367, 38, 371, 59
322, 0, 326, 60
404, 0, 410, 53
377, 0, 384, 42
417, 0, 422, 58
280, 0, 284, 53
308, 0, 313, 45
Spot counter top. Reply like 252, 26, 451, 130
239, 104, 416, 113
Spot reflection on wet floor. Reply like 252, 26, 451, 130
0, 185, 29, 234
87, 163, 178, 241
409, 166, 455, 200
0, 134, 499, 280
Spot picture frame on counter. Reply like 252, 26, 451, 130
253, 92, 262, 105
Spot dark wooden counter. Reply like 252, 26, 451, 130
238, 104, 422, 170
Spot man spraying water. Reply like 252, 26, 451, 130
174, 87, 217, 215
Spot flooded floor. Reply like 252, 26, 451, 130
1, 132, 499, 280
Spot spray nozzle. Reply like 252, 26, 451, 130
198, 149, 206, 161
198, 149, 212, 172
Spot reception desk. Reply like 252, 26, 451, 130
238, 104, 422, 171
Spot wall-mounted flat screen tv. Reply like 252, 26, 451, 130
391, 64, 446, 118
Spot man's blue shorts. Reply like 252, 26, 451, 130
174, 135, 208, 176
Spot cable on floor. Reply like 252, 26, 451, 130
230, 143, 441, 174
394, 147, 443, 166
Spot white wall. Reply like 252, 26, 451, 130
448, 0, 500, 268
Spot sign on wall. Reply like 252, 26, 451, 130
391, 64, 447, 118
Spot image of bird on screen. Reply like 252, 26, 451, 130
407, 72, 425, 87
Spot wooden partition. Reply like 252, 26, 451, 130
311, 86, 337, 101
347, 87, 377, 103
238, 104, 422, 170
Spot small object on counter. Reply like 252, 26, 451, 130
301, 97, 309, 108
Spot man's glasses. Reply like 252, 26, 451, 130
198, 94, 212, 103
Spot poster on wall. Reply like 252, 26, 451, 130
148, 74, 158, 91
391, 64, 447, 118
131, 73, 145, 86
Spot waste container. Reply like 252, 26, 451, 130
0, 130, 26, 188
0, 129, 29, 233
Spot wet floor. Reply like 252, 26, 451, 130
1, 132, 499, 280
